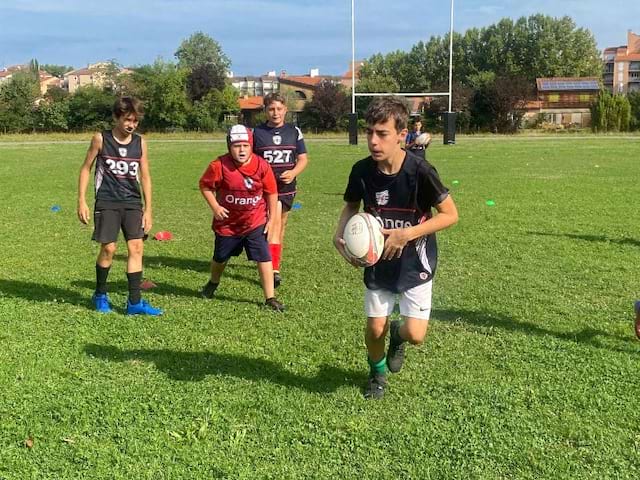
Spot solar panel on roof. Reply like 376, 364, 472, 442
539, 79, 598, 91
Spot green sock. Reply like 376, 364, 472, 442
368, 356, 387, 375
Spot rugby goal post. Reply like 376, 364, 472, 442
349, 0, 456, 145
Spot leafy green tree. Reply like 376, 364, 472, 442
34, 99, 69, 131
0, 72, 40, 133
188, 84, 240, 131
132, 60, 189, 130
591, 90, 631, 132
67, 86, 116, 131
628, 91, 640, 130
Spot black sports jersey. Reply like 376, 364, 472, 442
252, 123, 307, 196
344, 151, 449, 293
94, 130, 143, 208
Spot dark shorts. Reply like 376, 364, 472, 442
92, 206, 144, 244
278, 193, 296, 212
213, 225, 271, 263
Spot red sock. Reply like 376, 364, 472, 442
269, 244, 282, 272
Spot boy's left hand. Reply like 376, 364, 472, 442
380, 228, 409, 260
143, 209, 153, 234
279, 170, 295, 184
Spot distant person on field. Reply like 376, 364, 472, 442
405, 118, 430, 160
334, 97, 458, 399
77, 96, 162, 315
252, 93, 310, 289
199, 125, 284, 312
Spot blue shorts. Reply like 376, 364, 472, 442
213, 225, 271, 263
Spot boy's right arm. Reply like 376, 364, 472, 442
333, 202, 362, 267
199, 162, 228, 220
77, 133, 102, 224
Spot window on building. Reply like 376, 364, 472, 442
548, 94, 560, 103
579, 94, 591, 103
294, 90, 307, 100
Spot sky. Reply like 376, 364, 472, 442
1, 0, 639, 76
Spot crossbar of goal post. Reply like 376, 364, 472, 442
349, 0, 456, 145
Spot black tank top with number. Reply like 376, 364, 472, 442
94, 130, 143, 208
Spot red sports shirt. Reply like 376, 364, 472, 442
199, 153, 277, 236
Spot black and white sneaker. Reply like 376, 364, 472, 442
387, 320, 406, 373
273, 272, 282, 289
265, 297, 285, 312
200, 281, 218, 299
364, 373, 387, 400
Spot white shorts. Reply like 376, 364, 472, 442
364, 281, 433, 320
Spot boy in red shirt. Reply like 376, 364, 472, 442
199, 125, 284, 311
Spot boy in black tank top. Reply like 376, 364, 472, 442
77, 97, 162, 316
334, 97, 458, 399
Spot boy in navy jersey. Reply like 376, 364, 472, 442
77, 97, 162, 315
334, 97, 458, 399
253, 93, 309, 288
199, 125, 284, 312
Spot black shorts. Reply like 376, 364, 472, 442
92, 206, 144, 244
213, 225, 271, 263
278, 193, 296, 212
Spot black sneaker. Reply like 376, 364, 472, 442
265, 297, 285, 312
364, 373, 387, 400
387, 320, 406, 373
200, 281, 218, 299
273, 272, 282, 289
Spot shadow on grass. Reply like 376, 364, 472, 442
529, 231, 640, 247
433, 308, 638, 353
0, 279, 88, 307
113, 254, 261, 286
70, 279, 262, 306
85, 343, 364, 393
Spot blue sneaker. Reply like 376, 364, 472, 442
126, 299, 163, 316
92, 293, 112, 313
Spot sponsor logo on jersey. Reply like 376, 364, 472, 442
382, 218, 413, 229
273, 135, 282, 145
118, 147, 128, 157
419, 272, 428, 280
243, 177, 254, 190
375, 190, 389, 206
225, 194, 262, 206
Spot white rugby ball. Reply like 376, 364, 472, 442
343, 212, 385, 267
415, 132, 431, 146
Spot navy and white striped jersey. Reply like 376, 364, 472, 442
253, 123, 307, 197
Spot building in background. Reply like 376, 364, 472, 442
603, 31, 640, 94
524, 77, 600, 127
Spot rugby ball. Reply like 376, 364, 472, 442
343, 212, 385, 267
415, 132, 432, 146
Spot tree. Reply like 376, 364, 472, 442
67, 86, 116, 131
300, 81, 349, 131
131, 60, 189, 130
628, 91, 640, 131
0, 72, 40, 132
186, 62, 227, 102
188, 84, 240, 131
591, 90, 631, 132
175, 31, 230, 72
34, 99, 69, 131
471, 76, 533, 133
41, 64, 74, 77
175, 32, 232, 106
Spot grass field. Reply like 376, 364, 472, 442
1, 135, 639, 479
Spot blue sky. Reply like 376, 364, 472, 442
1, 0, 638, 76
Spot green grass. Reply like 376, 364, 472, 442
1, 136, 639, 479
